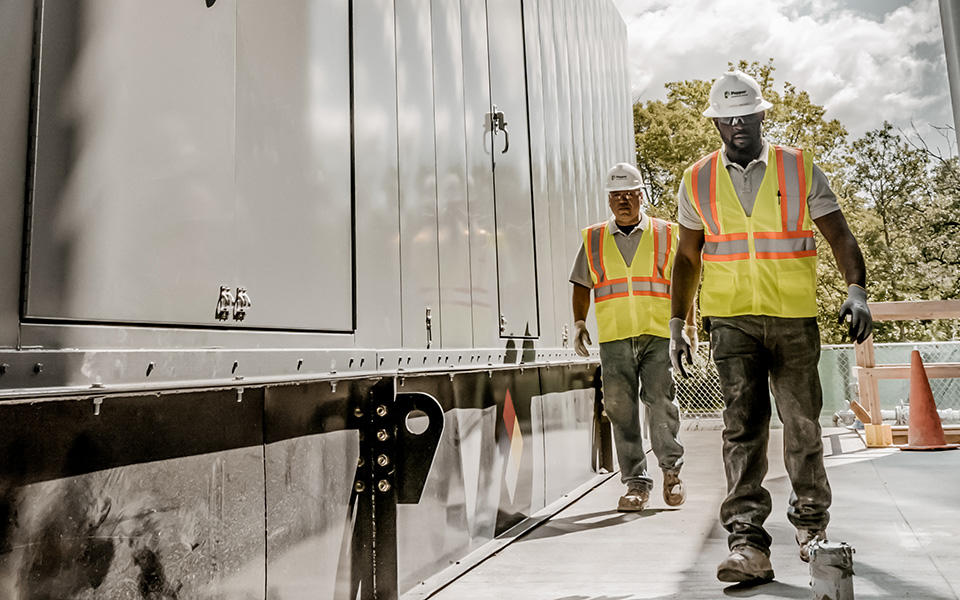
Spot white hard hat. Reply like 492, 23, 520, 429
702, 70, 773, 118
605, 162, 644, 192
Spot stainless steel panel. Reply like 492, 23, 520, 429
26, 1, 237, 326
522, 0, 556, 347
396, 0, 440, 349
460, 0, 499, 347
397, 407, 500, 592
536, 0, 569, 347
563, 0, 587, 232
488, 0, 539, 339
551, 0, 582, 339
235, 0, 352, 331
539, 388, 595, 504
0, 390, 267, 599
0, 0, 32, 348
354, 0, 402, 348
265, 429, 359, 599
575, 0, 598, 227
432, 0, 473, 348
621, 21, 634, 163
941, 0, 960, 150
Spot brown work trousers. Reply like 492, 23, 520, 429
709, 315, 831, 553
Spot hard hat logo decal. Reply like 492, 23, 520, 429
725, 90, 748, 98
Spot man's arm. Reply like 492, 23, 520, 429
814, 210, 872, 342
572, 283, 591, 322
671, 225, 705, 319
813, 211, 866, 287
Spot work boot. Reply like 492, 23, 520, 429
796, 528, 826, 563
716, 544, 775, 584
617, 485, 649, 512
662, 469, 685, 506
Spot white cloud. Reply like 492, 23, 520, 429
613, 0, 952, 142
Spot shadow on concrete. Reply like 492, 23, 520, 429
721, 580, 808, 598
518, 508, 679, 543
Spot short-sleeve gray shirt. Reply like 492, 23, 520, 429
569, 213, 649, 289
676, 140, 840, 230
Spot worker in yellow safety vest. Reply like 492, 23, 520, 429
569, 163, 692, 512
669, 70, 873, 585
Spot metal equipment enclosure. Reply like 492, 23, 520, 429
0, 0, 633, 598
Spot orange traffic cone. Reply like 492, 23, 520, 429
901, 350, 958, 451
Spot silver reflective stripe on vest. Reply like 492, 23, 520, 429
653, 218, 670, 278
777, 146, 806, 232
692, 153, 720, 235
755, 236, 815, 255
632, 279, 670, 295
703, 238, 749, 257
588, 224, 606, 282
595, 280, 629, 301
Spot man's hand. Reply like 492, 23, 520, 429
573, 320, 592, 357
669, 318, 693, 378
839, 284, 873, 343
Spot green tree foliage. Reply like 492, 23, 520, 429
635, 60, 960, 343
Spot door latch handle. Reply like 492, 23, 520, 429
491, 105, 510, 154
233, 287, 252, 321
215, 286, 234, 321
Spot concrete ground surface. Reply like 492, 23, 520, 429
431, 427, 960, 600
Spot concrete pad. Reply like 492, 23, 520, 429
431, 428, 960, 600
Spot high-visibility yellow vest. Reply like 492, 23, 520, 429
581, 218, 677, 342
682, 145, 818, 318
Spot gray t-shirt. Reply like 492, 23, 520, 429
569, 213, 649, 288
677, 140, 840, 230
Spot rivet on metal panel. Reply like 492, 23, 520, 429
355, 481, 366, 493
488, 370, 493, 379
377, 454, 390, 467
360, 358, 366, 368
33, 363, 43, 375
145, 362, 155, 377
354, 407, 364, 418
93, 397, 103, 416
348, 358, 354, 368
0, 363, 7, 375
231, 361, 239, 374
297, 359, 303, 371
376, 405, 388, 417
377, 480, 391, 493
377, 429, 390, 442
232, 287, 252, 321
358, 456, 365, 467
330, 359, 337, 373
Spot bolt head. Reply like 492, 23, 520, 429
376, 405, 388, 417
354, 481, 365, 493
377, 454, 390, 467
376, 430, 389, 442
377, 480, 391, 493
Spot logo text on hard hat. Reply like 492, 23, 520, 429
612, 175, 627, 180
724, 89, 748, 99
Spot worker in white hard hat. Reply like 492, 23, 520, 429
670, 69, 872, 585
568, 162, 691, 512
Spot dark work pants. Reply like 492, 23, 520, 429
599, 335, 684, 491
710, 316, 831, 553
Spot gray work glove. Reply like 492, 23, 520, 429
573, 320, 592, 357
839, 284, 873, 344
669, 317, 693, 378
684, 324, 699, 356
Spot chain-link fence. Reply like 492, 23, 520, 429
822, 341, 960, 415
675, 344, 723, 419
673, 341, 960, 421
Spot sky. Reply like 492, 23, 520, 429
613, 0, 955, 149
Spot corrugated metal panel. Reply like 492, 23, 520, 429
488, 0, 539, 339
0, 0, 32, 347
354, 0, 402, 348
235, 0, 353, 331
396, 0, 440, 349
432, 0, 473, 348
523, 0, 556, 346
26, 0, 238, 326
460, 0, 499, 347
537, 0, 570, 345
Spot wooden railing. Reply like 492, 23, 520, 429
852, 300, 960, 426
